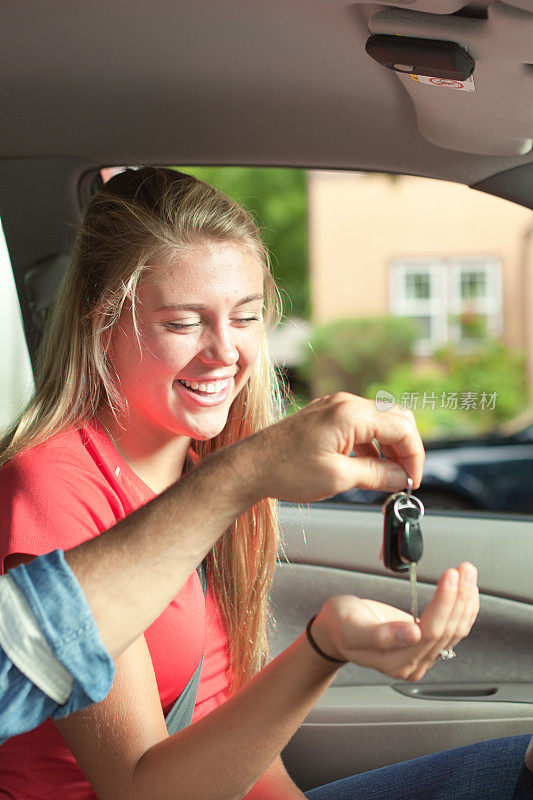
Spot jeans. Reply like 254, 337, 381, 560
0, 549, 114, 744
305, 735, 533, 799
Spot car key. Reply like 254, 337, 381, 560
382, 479, 424, 570
382, 478, 424, 621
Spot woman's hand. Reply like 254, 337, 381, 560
309, 561, 479, 682
248, 392, 424, 503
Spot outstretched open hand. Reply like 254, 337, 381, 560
311, 561, 479, 682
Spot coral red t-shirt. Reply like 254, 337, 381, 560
0, 422, 231, 798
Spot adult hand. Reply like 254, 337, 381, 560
309, 561, 479, 681
251, 392, 424, 503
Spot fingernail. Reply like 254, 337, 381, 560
446, 570, 459, 589
387, 466, 408, 491
395, 626, 417, 644
463, 565, 478, 586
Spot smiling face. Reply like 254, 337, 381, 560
108, 239, 265, 444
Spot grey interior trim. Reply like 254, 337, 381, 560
279, 504, 533, 603
472, 162, 533, 209
368, 3, 533, 155
0, 157, 91, 357
283, 686, 533, 790
302, 686, 533, 724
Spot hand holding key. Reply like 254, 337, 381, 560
308, 561, 479, 682
310, 473, 479, 680
381, 478, 477, 662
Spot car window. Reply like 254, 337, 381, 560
303, 170, 533, 516
0, 218, 34, 435
89, 165, 530, 516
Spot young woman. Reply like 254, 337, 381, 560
0, 167, 529, 799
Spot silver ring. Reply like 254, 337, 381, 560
439, 648, 457, 661
393, 494, 425, 525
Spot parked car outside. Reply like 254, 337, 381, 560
330, 414, 533, 513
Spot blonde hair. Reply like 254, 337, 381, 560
1, 167, 284, 690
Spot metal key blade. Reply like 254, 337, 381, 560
409, 561, 419, 622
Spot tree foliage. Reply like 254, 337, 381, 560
367, 340, 529, 438
172, 167, 310, 317
297, 316, 417, 398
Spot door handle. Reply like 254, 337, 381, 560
393, 684, 503, 702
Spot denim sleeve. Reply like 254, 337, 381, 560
8, 549, 115, 719
0, 651, 69, 743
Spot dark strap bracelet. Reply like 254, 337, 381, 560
306, 615, 347, 664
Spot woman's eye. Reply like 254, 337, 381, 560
166, 322, 200, 331
233, 315, 259, 326
165, 316, 259, 332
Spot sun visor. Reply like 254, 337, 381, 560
357, 1, 473, 12
365, 2, 533, 156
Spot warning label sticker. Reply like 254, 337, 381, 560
410, 74, 476, 92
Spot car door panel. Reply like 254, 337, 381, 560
283, 688, 532, 791
274, 505, 533, 788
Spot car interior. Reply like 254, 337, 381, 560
1, 0, 533, 791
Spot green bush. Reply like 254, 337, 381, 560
298, 316, 418, 398
367, 339, 529, 439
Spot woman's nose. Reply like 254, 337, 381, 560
200, 324, 239, 366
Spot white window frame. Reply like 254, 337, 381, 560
389, 256, 502, 356
389, 258, 448, 356
448, 256, 503, 342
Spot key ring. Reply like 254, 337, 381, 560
381, 491, 404, 515
382, 478, 421, 515
392, 494, 424, 525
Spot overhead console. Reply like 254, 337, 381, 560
356, 1, 533, 156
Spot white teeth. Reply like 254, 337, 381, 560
179, 378, 230, 394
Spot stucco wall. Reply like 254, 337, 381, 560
307, 171, 533, 353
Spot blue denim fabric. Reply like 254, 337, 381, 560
305, 735, 533, 799
0, 549, 114, 744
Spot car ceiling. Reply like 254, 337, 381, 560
1, 0, 532, 187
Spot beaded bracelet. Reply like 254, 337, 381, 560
305, 615, 347, 664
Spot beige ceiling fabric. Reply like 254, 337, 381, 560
368, 2, 533, 156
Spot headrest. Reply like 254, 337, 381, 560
23, 253, 70, 329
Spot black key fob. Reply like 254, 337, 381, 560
399, 520, 423, 564
382, 491, 424, 573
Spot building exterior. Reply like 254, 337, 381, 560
307, 171, 533, 384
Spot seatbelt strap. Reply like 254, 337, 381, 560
165, 562, 208, 735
